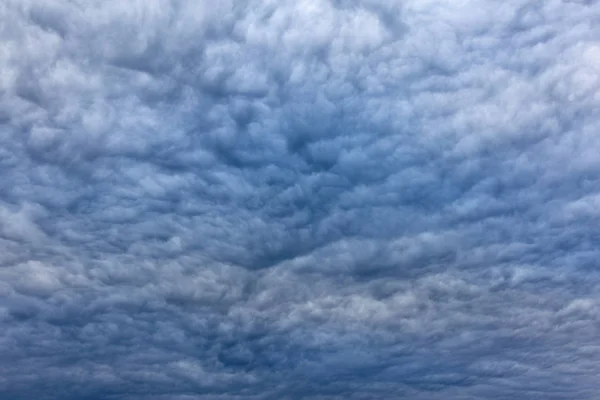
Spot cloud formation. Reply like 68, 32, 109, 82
1, 0, 600, 398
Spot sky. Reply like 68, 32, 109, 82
1, 0, 600, 399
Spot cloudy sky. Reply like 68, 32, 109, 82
1, 0, 600, 399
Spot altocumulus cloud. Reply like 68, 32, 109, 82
1, 0, 600, 399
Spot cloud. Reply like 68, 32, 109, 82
1, 0, 600, 399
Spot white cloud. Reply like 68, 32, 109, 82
1, 0, 600, 399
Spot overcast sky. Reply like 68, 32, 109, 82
1, 0, 600, 399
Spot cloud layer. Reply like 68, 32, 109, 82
1, 0, 600, 399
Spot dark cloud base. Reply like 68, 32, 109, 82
1, 0, 600, 399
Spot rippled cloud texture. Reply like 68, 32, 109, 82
2, 0, 600, 399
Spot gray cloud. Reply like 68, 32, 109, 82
1, 0, 600, 399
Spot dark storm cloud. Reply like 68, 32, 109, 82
1, 0, 600, 399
